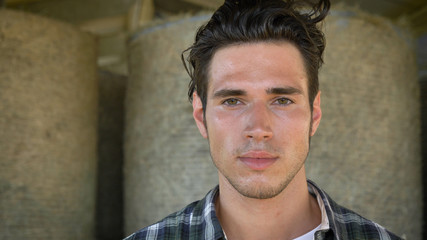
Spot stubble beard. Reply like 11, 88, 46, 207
206, 115, 313, 200
226, 168, 302, 199
211, 149, 309, 200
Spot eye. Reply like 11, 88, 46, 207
222, 98, 241, 106
274, 97, 293, 105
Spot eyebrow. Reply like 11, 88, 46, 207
266, 87, 303, 95
213, 89, 247, 98
212, 87, 302, 99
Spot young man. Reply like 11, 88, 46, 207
125, 0, 402, 239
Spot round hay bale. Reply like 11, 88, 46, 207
0, 10, 97, 239
125, 14, 217, 234
306, 9, 421, 239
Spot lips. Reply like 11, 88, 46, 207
238, 151, 278, 171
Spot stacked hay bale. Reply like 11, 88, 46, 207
307, 9, 421, 239
0, 10, 98, 239
124, 15, 218, 234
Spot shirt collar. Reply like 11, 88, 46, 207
307, 179, 342, 239
308, 180, 331, 232
205, 181, 340, 240
202, 186, 226, 240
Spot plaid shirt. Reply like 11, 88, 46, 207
124, 180, 402, 240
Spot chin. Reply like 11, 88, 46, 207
229, 177, 292, 200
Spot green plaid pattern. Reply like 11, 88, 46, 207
124, 180, 402, 240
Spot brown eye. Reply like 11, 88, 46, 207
223, 98, 240, 105
275, 98, 293, 105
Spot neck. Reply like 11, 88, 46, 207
215, 167, 321, 240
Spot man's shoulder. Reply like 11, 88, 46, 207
327, 202, 403, 240
124, 200, 201, 240
124, 187, 223, 240
310, 180, 403, 240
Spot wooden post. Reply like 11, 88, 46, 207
127, 0, 154, 32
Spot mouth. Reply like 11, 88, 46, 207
238, 151, 278, 171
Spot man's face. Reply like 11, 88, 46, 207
192, 42, 322, 199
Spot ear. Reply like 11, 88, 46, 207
192, 92, 208, 138
310, 91, 322, 136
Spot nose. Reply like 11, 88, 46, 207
244, 102, 273, 141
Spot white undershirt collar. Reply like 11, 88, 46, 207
222, 183, 330, 240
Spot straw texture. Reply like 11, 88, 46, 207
307, 10, 421, 240
0, 10, 98, 239
125, 15, 218, 234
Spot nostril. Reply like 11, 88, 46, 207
245, 129, 273, 141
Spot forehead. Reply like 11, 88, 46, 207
208, 42, 308, 94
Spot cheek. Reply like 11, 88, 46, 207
206, 110, 242, 152
274, 110, 312, 139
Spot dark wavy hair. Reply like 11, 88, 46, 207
183, 0, 330, 112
